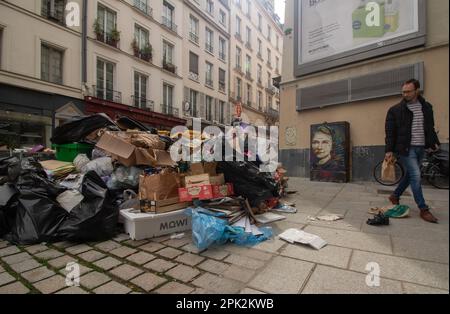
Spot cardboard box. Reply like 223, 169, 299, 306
184, 173, 225, 187
178, 183, 234, 202
96, 132, 176, 167
139, 171, 181, 201
120, 208, 191, 240
189, 162, 217, 175
140, 196, 192, 214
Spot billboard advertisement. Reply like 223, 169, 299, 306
294, 0, 426, 76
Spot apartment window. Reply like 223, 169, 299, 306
236, 16, 241, 36
219, 37, 226, 60
163, 1, 175, 31
205, 62, 213, 87
267, 25, 272, 42
236, 77, 242, 99
134, 0, 151, 16
267, 72, 271, 87
189, 51, 199, 76
235, 0, 241, 8
41, 44, 63, 84
97, 5, 117, 46
257, 91, 263, 110
134, 25, 150, 54
205, 96, 213, 121
218, 100, 225, 124
276, 35, 279, 50
189, 89, 198, 117
163, 41, 174, 64
236, 47, 241, 69
246, 27, 251, 46
257, 39, 262, 56
134, 72, 148, 108
205, 28, 214, 53
245, 55, 251, 75
163, 83, 174, 113
246, 83, 252, 105
41, 0, 66, 24
219, 68, 226, 92
246, 0, 251, 16
267, 95, 273, 110
257, 64, 262, 83
275, 56, 279, 72
219, 10, 226, 26
206, 0, 214, 16
96, 58, 115, 101
189, 15, 199, 44
257, 13, 262, 30
267, 48, 271, 66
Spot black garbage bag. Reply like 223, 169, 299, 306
116, 116, 157, 133
0, 157, 21, 184
4, 190, 68, 245
51, 113, 119, 145
56, 171, 119, 242
0, 183, 19, 237
217, 161, 280, 207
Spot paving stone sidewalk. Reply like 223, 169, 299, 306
0, 178, 448, 294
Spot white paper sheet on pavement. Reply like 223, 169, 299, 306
278, 228, 327, 250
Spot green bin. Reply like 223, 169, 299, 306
54, 143, 94, 162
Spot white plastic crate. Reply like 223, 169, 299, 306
120, 208, 192, 240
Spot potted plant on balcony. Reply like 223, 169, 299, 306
131, 38, 139, 57
93, 19, 103, 41
141, 43, 153, 62
110, 27, 121, 47
163, 58, 175, 73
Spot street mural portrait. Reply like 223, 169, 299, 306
310, 122, 350, 183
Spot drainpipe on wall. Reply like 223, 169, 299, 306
81, 0, 88, 93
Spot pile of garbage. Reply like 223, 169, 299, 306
0, 113, 295, 250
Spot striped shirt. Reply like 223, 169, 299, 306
407, 101, 425, 146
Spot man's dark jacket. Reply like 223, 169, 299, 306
385, 95, 440, 156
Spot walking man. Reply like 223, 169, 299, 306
385, 79, 440, 223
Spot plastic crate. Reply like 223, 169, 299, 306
54, 143, 94, 162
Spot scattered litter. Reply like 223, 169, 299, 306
272, 203, 297, 214
279, 228, 327, 250
254, 212, 286, 224
308, 214, 343, 222
170, 233, 185, 239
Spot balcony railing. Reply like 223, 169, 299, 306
95, 30, 120, 49
189, 32, 199, 44
265, 85, 277, 95
132, 95, 154, 110
189, 71, 199, 81
205, 44, 214, 54
133, 0, 153, 17
133, 46, 152, 62
161, 104, 179, 117
205, 78, 214, 88
219, 82, 226, 93
93, 85, 122, 103
162, 16, 177, 33
41, 8, 65, 26
163, 60, 177, 74
266, 107, 279, 120
219, 52, 226, 60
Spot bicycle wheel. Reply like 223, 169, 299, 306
373, 161, 404, 186
426, 164, 449, 189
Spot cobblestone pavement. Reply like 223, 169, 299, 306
0, 178, 448, 294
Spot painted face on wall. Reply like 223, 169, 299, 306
312, 131, 333, 161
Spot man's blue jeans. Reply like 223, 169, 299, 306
393, 146, 428, 209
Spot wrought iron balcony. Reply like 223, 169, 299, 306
162, 60, 177, 74
161, 104, 179, 117
189, 32, 199, 44
92, 85, 122, 103
205, 44, 214, 54
162, 16, 177, 33
95, 30, 120, 49
133, 0, 153, 17
219, 81, 226, 93
132, 95, 154, 111
205, 78, 214, 88
219, 52, 226, 60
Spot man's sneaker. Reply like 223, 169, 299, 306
420, 209, 438, 224
367, 213, 390, 226
389, 195, 400, 205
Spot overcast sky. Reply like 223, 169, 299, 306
274, 0, 286, 23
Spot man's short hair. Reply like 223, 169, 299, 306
403, 79, 421, 90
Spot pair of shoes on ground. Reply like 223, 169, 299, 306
389, 195, 438, 224
367, 212, 390, 226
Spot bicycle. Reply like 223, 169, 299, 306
373, 150, 449, 189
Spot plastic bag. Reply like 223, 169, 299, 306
56, 171, 119, 242
73, 154, 90, 172
226, 225, 273, 247
107, 166, 142, 190
81, 157, 114, 177
119, 189, 139, 210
